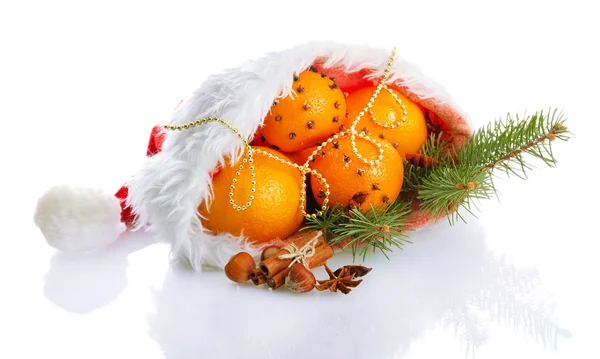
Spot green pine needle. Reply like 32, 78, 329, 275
417, 108, 570, 224
403, 132, 451, 192
303, 201, 413, 262
303, 108, 571, 260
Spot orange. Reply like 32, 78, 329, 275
261, 70, 347, 152
310, 136, 404, 211
249, 130, 271, 147
199, 147, 304, 244
344, 86, 427, 158
283, 147, 317, 167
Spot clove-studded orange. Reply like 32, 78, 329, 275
310, 136, 404, 211
261, 68, 347, 152
249, 130, 272, 147
283, 146, 317, 167
198, 147, 304, 244
344, 86, 427, 159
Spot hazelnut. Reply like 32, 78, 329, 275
285, 263, 316, 293
224, 252, 256, 283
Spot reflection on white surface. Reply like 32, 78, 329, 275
44, 232, 151, 314
143, 221, 570, 359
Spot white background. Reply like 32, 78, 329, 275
1, 0, 598, 358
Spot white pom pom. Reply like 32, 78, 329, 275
34, 185, 126, 253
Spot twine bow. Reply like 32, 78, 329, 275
277, 232, 321, 269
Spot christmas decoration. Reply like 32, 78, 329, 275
198, 146, 305, 244
261, 68, 347, 152
224, 252, 256, 283
309, 136, 404, 210
33, 42, 570, 295
344, 85, 428, 158
285, 263, 317, 293
316, 264, 371, 294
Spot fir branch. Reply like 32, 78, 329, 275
304, 108, 571, 260
402, 132, 452, 193
415, 108, 571, 224
421, 131, 452, 160
458, 108, 568, 177
417, 164, 494, 224
303, 201, 413, 261
302, 204, 345, 242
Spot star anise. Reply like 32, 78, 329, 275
333, 265, 372, 278
316, 264, 369, 294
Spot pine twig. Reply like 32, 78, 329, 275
416, 108, 571, 224
305, 108, 571, 260
303, 201, 413, 261
402, 132, 452, 193
484, 125, 566, 170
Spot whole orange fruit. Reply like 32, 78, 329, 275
283, 146, 317, 167
344, 86, 427, 158
199, 147, 304, 244
261, 70, 347, 152
310, 136, 404, 211
249, 130, 271, 147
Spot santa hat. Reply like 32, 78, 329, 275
33, 42, 471, 270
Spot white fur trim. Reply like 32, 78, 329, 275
126, 41, 466, 271
34, 185, 126, 252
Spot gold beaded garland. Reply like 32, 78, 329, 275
251, 147, 329, 218
347, 47, 407, 167
301, 47, 403, 169
163, 48, 399, 220
164, 117, 328, 219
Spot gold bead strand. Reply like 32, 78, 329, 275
384, 86, 409, 122
349, 47, 396, 133
346, 48, 399, 167
364, 49, 408, 129
309, 168, 329, 218
228, 144, 256, 211
165, 117, 250, 146
164, 117, 257, 211
302, 131, 346, 166
254, 147, 330, 219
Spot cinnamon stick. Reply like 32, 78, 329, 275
266, 243, 334, 289
259, 231, 325, 277
267, 268, 290, 289
251, 273, 267, 286
249, 267, 262, 280
308, 243, 334, 268
261, 245, 281, 261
